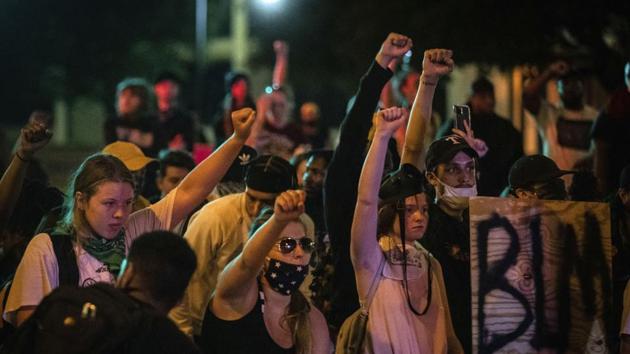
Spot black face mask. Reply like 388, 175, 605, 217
263, 257, 308, 296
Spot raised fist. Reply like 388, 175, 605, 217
422, 49, 454, 81
274, 189, 305, 222
18, 120, 52, 158
374, 107, 408, 136
231, 108, 256, 142
375, 33, 413, 69
273, 40, 289, 56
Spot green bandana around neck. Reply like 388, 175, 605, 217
82, 229, 126, 276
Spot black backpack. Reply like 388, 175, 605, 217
0, 233, 79, 343
0, 283, 150, 354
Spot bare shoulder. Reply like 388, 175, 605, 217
309, 305, 332, 353
308, 305, 328, 328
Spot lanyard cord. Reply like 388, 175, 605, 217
397, 206, 432, 316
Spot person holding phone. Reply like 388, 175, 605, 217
437, 77, 523, 197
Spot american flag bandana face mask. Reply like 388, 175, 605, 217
263, 257, 309, 296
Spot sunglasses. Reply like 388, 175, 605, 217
277, 237, 315, 254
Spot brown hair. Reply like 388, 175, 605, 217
249, 207, 314, 354
60, 153, 134, 243
377, 202, 399, 237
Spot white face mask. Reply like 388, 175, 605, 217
433, 176, 477, 210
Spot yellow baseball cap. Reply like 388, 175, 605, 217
102, 141, 156, 172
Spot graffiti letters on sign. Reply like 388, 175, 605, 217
470, 197, 612, 354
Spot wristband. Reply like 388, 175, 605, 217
15, 152, 32, 162
421, 80, 437, 86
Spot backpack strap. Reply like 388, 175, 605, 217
49, 233, 80, 286
361, 254, 386, 315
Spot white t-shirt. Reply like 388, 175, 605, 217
535, 101, 598, 171
3, 189, 177, 326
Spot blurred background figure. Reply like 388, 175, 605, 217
523, 61, 598, 183
104, 78, 162, 157
213, 72, 256, 145
298, 102, 328, 150
154, 72, 199, 152
593, 62, 630, 196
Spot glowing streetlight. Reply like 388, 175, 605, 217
259, 0, 282, 6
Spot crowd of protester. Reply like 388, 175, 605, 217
0, 32, 629, 353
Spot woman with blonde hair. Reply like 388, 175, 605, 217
199, 189, 330, 354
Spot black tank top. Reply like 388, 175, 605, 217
199, 289, 295, 354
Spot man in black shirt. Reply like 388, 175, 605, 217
421, 134, 480, 353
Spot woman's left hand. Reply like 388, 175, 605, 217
452, 119, 488, 157
274, 190, 305, 222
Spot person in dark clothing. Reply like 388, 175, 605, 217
154, 73, 199, 152
299, 102, 328, 150
2, 230, 201, 354
421, 135, 479, 354
300, 150, 333, 312
608, 164, 630, 352
507, 154, 574, 201
401, 47, 487, 353
592, 62, 630, 196
324, 33, 413, 329
0, 120, 63, 284
104, 77, 163, 157
302, 150, 333, 239
437, 77, 523, 196
213, 72, 256, 145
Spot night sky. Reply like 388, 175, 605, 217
1, 0, 628, 126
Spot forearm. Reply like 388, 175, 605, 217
172, 135, 244, 224
241, 216, 287, 271
219, 216, 288, 295
336, 61, 392, 155
523, 69, 553, 97
523, 70, 552, 113
0, 154, 31, 228
351, 134, 389, 263
401, 73, 438, 168
272, 54, 288, 88
328, 61, 392, 188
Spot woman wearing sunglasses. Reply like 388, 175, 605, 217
348, 104, 461, 353
199, 189, 331, 354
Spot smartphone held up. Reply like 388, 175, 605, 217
453, 104, 471, 131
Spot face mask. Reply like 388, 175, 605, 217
263, 257, 308, 296
433, 176, 477, 210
